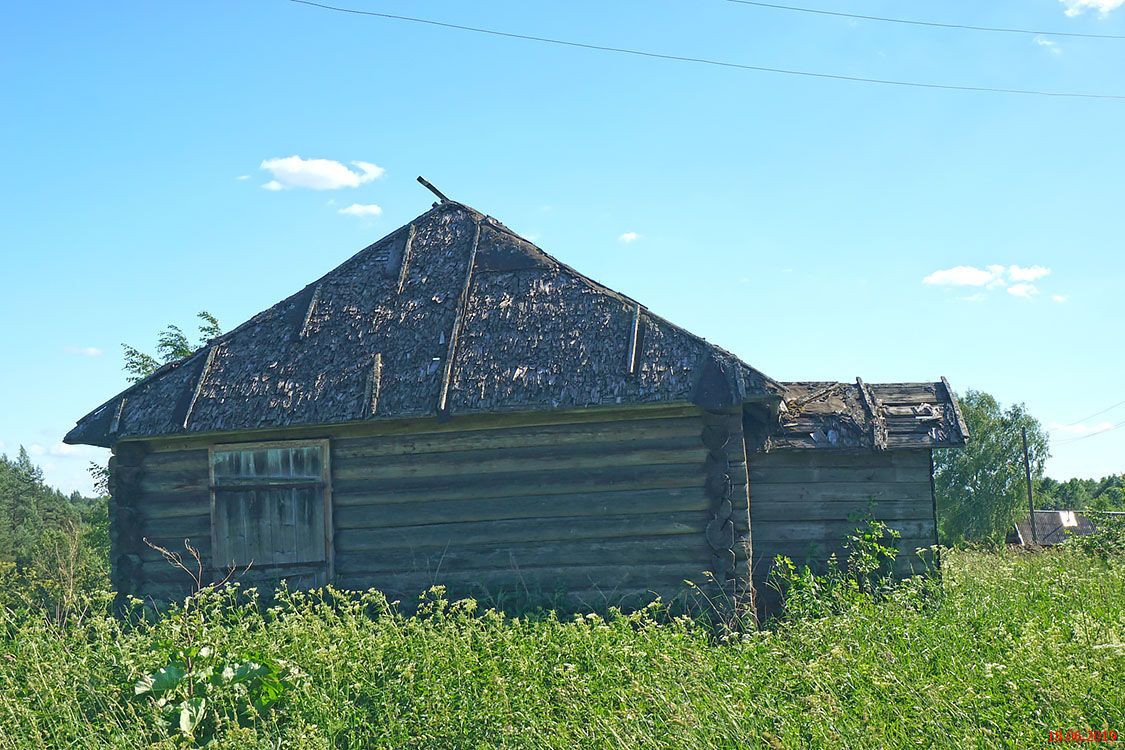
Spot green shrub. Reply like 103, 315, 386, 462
1064, 512, 1125, 561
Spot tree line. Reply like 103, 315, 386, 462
933, 390, 1122, 544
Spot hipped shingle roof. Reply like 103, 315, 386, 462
66, 202, 781, 447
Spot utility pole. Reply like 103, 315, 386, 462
1022, 427, 1038, 544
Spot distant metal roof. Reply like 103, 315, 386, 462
1012, 510, 1099, 545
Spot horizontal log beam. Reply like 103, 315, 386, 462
750, 519, 934, 543
335, 512, 707, 553
142, 514, 210, 539
332, 415, 705, 460
334, 488, 711, 530
141, 404, 704, 454
335, 535, 711, 576
749, 449, 930, 470
334, 561, 711, 598
748, 536, 936, 568
333, 462, 711, 505
332, 437, 707, 482
747, 466, 928, 485
749, 481, 932, 504
750, 499, 934, 523
137, 492, 210, 520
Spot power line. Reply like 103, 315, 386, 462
724, 0, 1125, 40
1053, 420, 1125, 446
289, 1, 1125, 101
1062, 398, 1125, 427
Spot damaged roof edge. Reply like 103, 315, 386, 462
769, 378, 968, 451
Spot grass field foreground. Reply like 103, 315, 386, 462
0, 547, 1122, 749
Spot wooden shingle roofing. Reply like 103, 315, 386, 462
65, 201, 782, 448
769, 378, 968, 450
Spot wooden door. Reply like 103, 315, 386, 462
210, 441, 332, 590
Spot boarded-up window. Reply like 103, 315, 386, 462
209, 441, 332, 589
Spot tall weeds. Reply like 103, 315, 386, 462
0, 547, 1121, 749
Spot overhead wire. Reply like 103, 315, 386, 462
724, 0, 1125, 40
1053, 420, 1125, 446
1060, 398, 1125, 427
289, 1, 1125, 101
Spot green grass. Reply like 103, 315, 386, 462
1, 547, 1122, 749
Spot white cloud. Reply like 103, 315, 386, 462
236, 174, 250, 181
65, 346, 103, 357
922, 265, 1002, 287
1050, 420, 1115, 435
259, 156, 385, 191
1034, 36, 1063, 56
27, 444, 45, 456
1008, 265, 1051, 282
925, 263, 1057, 301
338, 203, 383, 218
1007, 283, 1040, 298
618, 232, 640, 244
1052, 294, 1069, 303
1059, 0, 1124, 16
49, 442, 77, 456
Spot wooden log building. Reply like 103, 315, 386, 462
64, 198, 967, 615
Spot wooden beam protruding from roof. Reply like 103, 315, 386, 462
416, 176, 450, 203
109, 397, 127, 435
362, 352, 383, 418
437, 220, 482, 416
941, 376, 970, 441
856, 377, 888, 451
299, 283, 322, 339
397, 223, 416, 295
181, 346, 218, 430
626, 303, 642, 375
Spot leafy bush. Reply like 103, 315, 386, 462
1064, 512, 1125, 561
767, 516, 918, 621
133, 641, 302, 744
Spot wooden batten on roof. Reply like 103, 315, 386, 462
768, 378, 967, 451
65, 201, 782, 448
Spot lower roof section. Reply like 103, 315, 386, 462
766, 378, 968, 451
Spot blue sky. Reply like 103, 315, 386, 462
3, 0, 1124, 494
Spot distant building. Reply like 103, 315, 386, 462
1009, 510, 1098, 546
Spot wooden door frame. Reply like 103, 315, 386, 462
207, 438, 334, 585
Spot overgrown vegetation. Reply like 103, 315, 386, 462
122, 310, 221, 384
0, 544, 1121, 748
3, 376, 1121, 746
0, 449, 107, 619
767, 516, 909, 620
934, 390, 1049, 544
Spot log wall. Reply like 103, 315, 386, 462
747, 448, 937, 612
119, 406, 750, 612
329, 408, 745, 611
